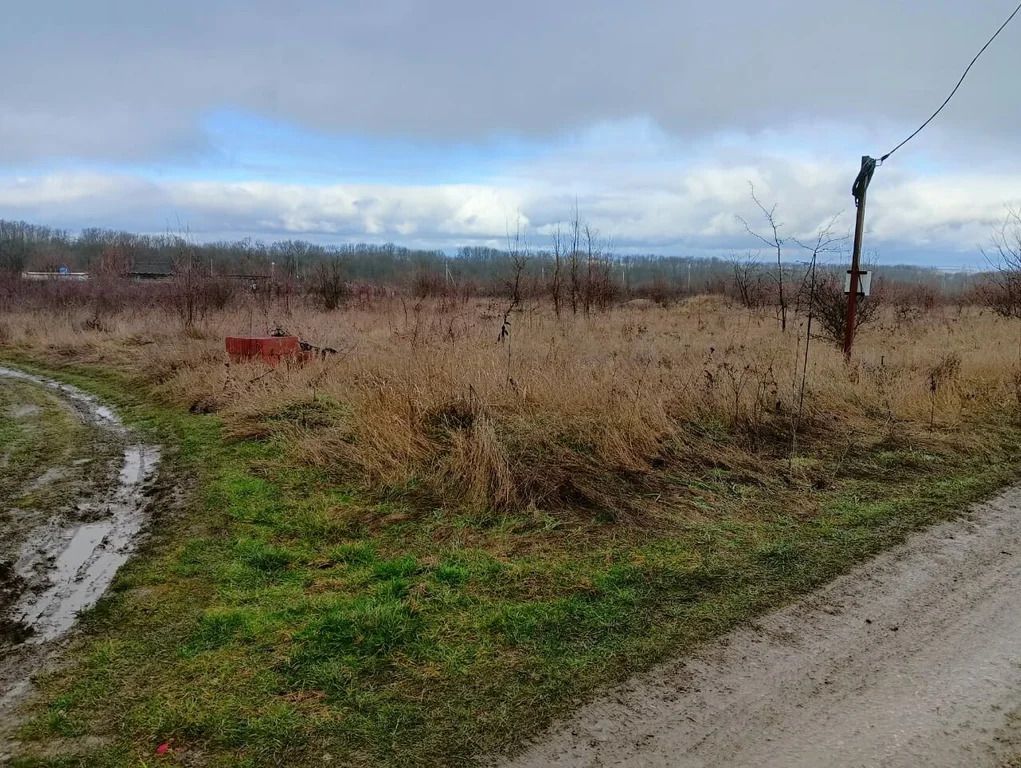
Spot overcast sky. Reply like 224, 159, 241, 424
1, 0, 1019, 266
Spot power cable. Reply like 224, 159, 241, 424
880, 0, 1021, 162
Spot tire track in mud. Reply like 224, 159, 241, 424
0, 366, 160, 721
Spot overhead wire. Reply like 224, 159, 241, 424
879, 0, 1021, 163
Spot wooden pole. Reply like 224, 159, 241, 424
843, 156, 872, 359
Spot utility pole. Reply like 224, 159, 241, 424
843, 156, 876, 359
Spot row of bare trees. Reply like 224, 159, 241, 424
548, 208, 617, 317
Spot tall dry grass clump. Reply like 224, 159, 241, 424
3, 290, 1021, 521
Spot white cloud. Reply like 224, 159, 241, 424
2, 143, 1019, 265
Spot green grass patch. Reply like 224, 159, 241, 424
5, 358, 1021, 767
0, 376, 92, 504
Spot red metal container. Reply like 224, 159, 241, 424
225, 336, 301, 367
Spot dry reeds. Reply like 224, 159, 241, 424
3, 292, 1020, 521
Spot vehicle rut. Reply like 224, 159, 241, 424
0, 366, 159, 724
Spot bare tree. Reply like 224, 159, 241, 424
170, 233, 202, 327
568, 201, 581, 315
790, 214, 848, 434
791, 213, 848, 315
499, 220, 528, 383
550, 224, 564, 317
739, 184, 788, 330
95, 241, 133, 279
583, 223, 596, 315
581, 223, 619, 313
978, 207, 1021, 318
730, 254, 765, 309
311, 258, 350, 311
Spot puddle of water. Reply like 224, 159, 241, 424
15, 446, 160, 641
0, 366, 161, 643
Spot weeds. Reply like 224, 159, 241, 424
2, 296, 1020, 516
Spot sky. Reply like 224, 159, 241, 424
1, 0, 1020, 268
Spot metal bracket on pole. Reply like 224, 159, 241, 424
843, 156, 876, 359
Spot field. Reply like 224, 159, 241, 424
4, 288, 1021, 766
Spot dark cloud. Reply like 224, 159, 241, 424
2, 0, 1019, 163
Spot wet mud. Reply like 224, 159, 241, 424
0, 366, 160, 723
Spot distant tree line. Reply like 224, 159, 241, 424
0, 218, 979, 306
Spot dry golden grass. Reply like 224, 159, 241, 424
4, 295, 1021, 523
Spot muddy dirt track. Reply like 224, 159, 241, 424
0, 366, 159, 727
506, 489, 1021, 767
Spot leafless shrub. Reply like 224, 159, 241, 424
977, 207, 1021, 318
887, 282, 940, 326
411, 266, 447, 300
641, 274, 681, 307
170, 264, 240, 326
310, 260, 350, 311
730, 255, 767, 309
811, 271, 883, 345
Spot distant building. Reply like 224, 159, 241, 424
128, 263, 174, 281
21, 271, 89, 281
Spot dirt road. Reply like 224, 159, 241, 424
0, 366, 159, 732
506, 488, 1021, 767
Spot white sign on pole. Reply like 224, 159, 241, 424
844, 270, 872, 297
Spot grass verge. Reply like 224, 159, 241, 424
5, 357, 1021, 767
0, 374, 92, 505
